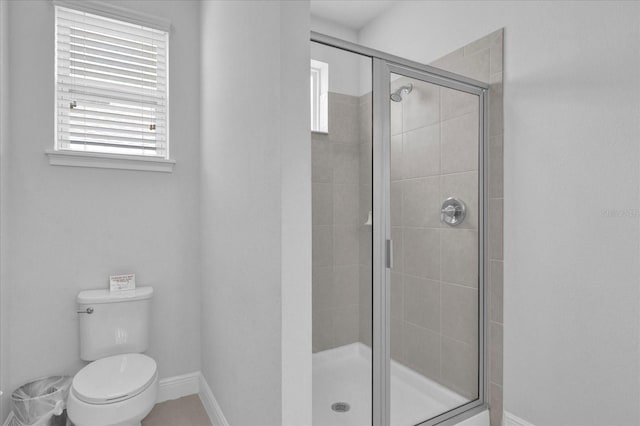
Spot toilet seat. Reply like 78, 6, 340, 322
72, 353, 157, 405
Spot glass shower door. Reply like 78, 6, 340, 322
373, 60, 486, 426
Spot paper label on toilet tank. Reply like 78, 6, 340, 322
110, 274, 136, 291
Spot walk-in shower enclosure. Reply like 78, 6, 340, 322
311, 33, 488, 426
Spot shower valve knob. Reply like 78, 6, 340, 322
441, 197, 466, 226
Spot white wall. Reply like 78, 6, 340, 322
0, 0, 10, 419
280, 3, 312, 424
200, 1, 311, 425
310, 16, 372, 97
359, 2, 640, 425
310, 16, 360, 97
2, 1, 201, 418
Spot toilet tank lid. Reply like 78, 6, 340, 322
77, 287, 153, 304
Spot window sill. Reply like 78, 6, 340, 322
45, 150, 175, 173
312, 130, 329, 135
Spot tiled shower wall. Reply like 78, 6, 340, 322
388, 77, 480, 400
312, 92, 364, 352
431, 29, 504, 426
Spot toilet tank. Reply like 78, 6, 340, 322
77, 287, 153, 361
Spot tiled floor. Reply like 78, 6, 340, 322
142, 395, 212, 426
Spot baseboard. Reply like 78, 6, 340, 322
503, 411, 536, 426
198, 374, 229, 426
157, 371, 201, 403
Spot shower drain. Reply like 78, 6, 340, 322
331, 402, 351, 413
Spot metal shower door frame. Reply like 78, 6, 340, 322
373, 59, 488, 426
311, 32, 489, 426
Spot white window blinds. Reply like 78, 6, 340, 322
55, 6, 169, 158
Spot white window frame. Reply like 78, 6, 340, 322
47, 0, 175, 172
310, 59, 328, 134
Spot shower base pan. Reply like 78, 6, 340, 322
313, 343, 467, 426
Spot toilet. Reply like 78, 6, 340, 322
67, 287, 158, 426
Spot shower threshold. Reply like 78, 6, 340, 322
313, 343, 466, 426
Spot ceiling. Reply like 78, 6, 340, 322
310, 1, 397, 31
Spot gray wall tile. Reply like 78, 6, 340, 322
441, 112, 479, 174
312, 265, 334, 311
441, 337, 478, 400
489, 322, 503, 385
312, 225, 332, 267
403, 228, 440, 280
391, 97, 403, 136
490, 260, 503, 323
359, 227, 372, 266
359, 266, 372, 348
441, 229, 478, 287
334, 265, 359, 307
390, 317, 404, 362
402, 80, 440, 132
391, 134, 403, 181
333, 225, 359, 265
329, 95, 360, 143
333, 143, 360, 184
391, 181, 403, 227
489, 134, 503, 198
391, 226, 404, 272
390, 272, 404, 321
490, 32, 503, 75
402, 124, 440, 178
312, 183, 333, 226
333, 183, 359, 226
402, 177, 441, 228
334, 305, 360, 346
453, 48, 490, 83
312, 137, 332, 183
441, 86, 478, 121
312, 92, 368, 352
488, 73, 503, 137
403, 275, 440, 333
402, 323, 441, 379
313, 308, 334, 351
489, 383, 503, 426
441, 283, 478, 345
489, 198, 503, 260
359, 143, 372, 186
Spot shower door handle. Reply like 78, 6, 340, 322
386, 239, 393, 269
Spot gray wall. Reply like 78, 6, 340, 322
200, 1, 311, 425
360, 3, 640, 425
1, 1, 201, 418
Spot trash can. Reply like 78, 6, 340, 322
11, 376, 72, 426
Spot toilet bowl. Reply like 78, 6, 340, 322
67, 353, 158, 426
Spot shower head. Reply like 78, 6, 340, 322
390, 83, 413, 102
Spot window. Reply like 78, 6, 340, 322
310, 59, 328, 133
54, 6, 169, 161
